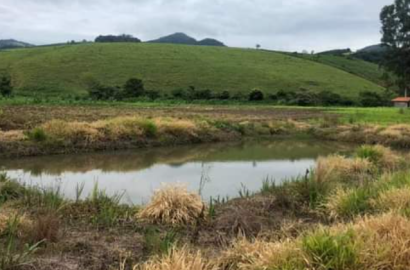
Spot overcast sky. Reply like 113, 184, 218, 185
0, 0, 393, 52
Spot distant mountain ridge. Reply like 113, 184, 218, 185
0, 39, 34, 50
148, 33, 226, 47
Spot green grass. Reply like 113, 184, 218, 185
294, 53, 387, 87
325, 107, 410, 125
0, 43, 384, 98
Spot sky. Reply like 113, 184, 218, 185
0, 0, 393, 52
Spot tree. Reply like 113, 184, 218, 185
256, 44, 261, 50
0, 75, 13, 97
123, 78, 145, 98
380, 0, 410, 96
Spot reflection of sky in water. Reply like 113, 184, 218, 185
5, 159, 315, 205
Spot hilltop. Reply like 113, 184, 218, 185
0, 43, 384, 98
0, 39, 34, 50
148, 32, 226, 46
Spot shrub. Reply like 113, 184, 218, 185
359, 91, 384, 107
123, 78, 145, 98
88, 84, 120, 100
193, 89, 213, 100
317, 90, 344, 106
248, 89, 264, 101
216, 90, 231, 100
292, 88, 319, 106
146, 90, 161, 100
171, 88, 187, 99
138, 184, 205, 226
0, 75, 13, 97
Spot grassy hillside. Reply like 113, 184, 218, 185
296, 53, 386, 86
0, 43, 385, 98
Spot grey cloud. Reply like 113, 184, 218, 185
0, 0, 393, 51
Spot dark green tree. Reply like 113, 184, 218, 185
0, 75, 13, 97
380, 0, 410, 96
123, 78, 145, 98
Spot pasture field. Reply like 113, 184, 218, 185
0, 43, 384, 98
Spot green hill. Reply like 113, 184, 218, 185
295, 53, 386, 86
0, 43, 385, 98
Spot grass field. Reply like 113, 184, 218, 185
295, 53, 387, 86
0, 43, 384, 98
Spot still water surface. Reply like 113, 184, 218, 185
0, 139, 353, 204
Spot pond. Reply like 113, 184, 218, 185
0, 139, 354, 204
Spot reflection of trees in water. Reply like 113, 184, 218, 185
0, 139, 355, 177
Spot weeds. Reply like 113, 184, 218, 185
143, 227, 179, 255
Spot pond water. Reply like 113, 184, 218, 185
0, 139, 354, 204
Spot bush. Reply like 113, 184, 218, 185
0, 75, 13, 97
317, 90, 344, 106
359, 91, 384, 107
123, 78, 145, 98
146, 90, 161, 100
248, 89, 264, 101
217, 90, 231, 100
171, 88, 187, 99
193, 89, 213, 100
88, 84, 121, 101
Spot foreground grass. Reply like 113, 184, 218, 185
1, 145, 410, 269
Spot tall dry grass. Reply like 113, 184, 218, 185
138, 184, 205, 226
314, 155, 374, 184
134, 247, 216, 270
217, 237, 300, 270
375, 187, 410, 213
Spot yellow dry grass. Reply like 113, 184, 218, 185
217, 237, 300, 270
354, 213, 410, 270
134, 247, 216, 270
0, 205, 32, 238
138, 184, 205, 226
314, 155, 374, 183
375, 187, 410, 212
323, 188, 352, 220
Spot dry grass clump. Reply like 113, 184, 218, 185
0, 130, 26, 142
314, 155, 374, 184
155, 118, 200, 140
134, 247, 215, 270
375, 187, 410, 213
217, 238, 300, 270
379, 124, 410, 146
0, 206, 32, 238
138, 184, 205, 226
354, 213, 410, 269
356, 145, 404, 171
94, 117, 145, 140
41, 119, 100, 144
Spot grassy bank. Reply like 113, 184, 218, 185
2, 103, 410, 157
1, 144, 410, 269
